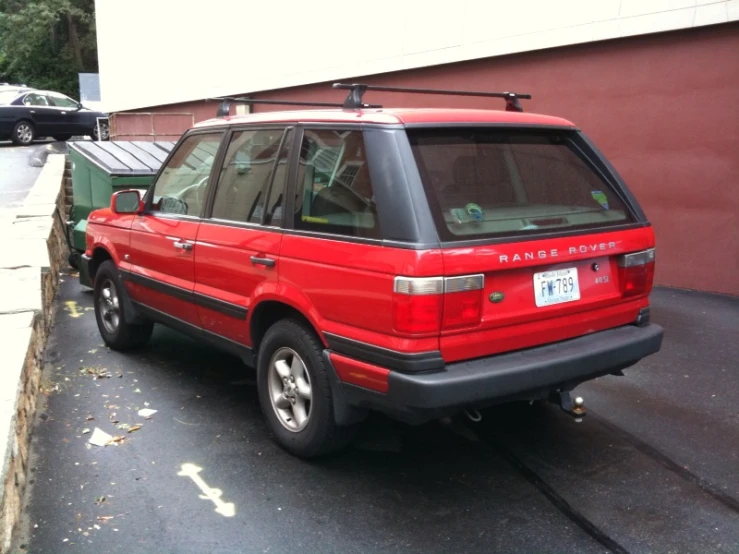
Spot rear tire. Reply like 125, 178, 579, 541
68, 251, 79, 270
11, 120, 34, 146
92, 121, 110, 141
257, 319, 358, 458
93, 261, 153, 350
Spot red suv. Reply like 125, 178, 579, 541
83, 84, 663, 457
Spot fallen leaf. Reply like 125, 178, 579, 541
96, 516, 113, 522
95, 496, 106, 505
107, 436, 126, 445
82, 428, 91, 435
86, 415, 94, 421
88, 349, 98, 354
127, 424, 143, 433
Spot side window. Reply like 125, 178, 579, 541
48, 93, 79, 108
150, 132, 223, 216
211, 128, 286, 224
23, 93, 49, 106
264, 128, 293, 227
293, 129, 380, 239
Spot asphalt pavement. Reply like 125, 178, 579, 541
0, 141, 68, 210
11, 276, 739, 554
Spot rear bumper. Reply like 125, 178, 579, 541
334, 323, 664, 424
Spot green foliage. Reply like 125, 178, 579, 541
0, 0, 97, 98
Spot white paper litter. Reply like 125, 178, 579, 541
88, 427, 113, 447
138, 409, 157, 418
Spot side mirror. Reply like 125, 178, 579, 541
75, 102, 83, 111
111, 190, 142, 214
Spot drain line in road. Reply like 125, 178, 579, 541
590, 412, 739, 516
444, 419, 631, 554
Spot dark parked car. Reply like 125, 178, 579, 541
0, 88, 109, 145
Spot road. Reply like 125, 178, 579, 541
0, 141, 68, 210
11, 278, 739, 554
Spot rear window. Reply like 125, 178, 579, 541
0, 90, 20, 104
407, 129, 634, 241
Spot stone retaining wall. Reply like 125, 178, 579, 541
0, 154, 67, 553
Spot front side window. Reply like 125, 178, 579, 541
48, 92, 79, 108
293, 129, 379, 239
150, 132, 223, 216
211, 128, 287, 224
408, 129, 634, 241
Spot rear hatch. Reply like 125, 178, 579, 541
406, 128, 655, 363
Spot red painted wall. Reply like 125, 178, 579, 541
116, 23, 739, 295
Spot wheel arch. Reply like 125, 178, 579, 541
249, 300, 326, 356
89, 246, 114, 284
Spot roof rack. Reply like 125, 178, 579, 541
212, 96, 383, 117
332, 83, 531, 112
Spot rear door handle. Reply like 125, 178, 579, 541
173, 241, 193, 251
250, 256, 275, 267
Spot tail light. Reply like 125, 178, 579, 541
393, 274, 484, 334
442, 275, 484, 330
618, 248, 655, 298
393, 277, 443, 334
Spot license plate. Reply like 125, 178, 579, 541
534, 267, 580, 307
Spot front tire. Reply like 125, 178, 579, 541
54, 134, 72, 142
93, 261, 153, 350
12, 120, 34, 146
257, 319, 357, 458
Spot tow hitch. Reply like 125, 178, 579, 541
549, 391, 586, 421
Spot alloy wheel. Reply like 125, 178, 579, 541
16, 124, 33, 144
98, 278, 121, 334
95, 121, 110, 140
267, 347, 313, 432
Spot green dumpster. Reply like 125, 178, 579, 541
68, 140, 175, 286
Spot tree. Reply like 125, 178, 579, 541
0, 0, 97, 98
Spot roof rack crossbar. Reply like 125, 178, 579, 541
333, 83, 531, 112
212, 96, 382, 117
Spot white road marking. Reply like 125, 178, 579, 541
177, 463, 236, 517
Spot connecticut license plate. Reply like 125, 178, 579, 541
533, 267, 581, 307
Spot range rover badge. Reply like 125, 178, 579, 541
489, 292, 505, 303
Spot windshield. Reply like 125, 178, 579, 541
0, 90, 21, 104
407, 129, 634, 241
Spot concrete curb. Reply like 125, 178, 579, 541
0, 154, 67, 553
